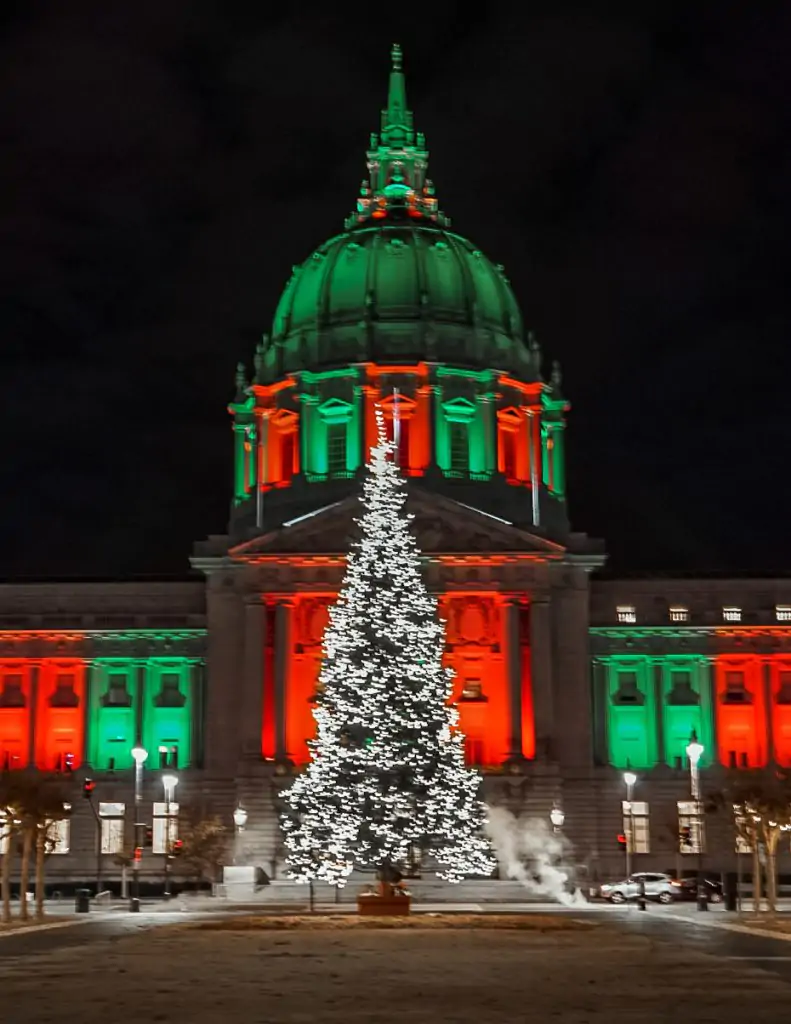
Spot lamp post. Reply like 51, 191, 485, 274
233, 805, 248, 866
162, 773, 178, 900
550, 805, 565, 833
623, 770, 637, 883
130, 744, 148, 913
686, 730, 708, 912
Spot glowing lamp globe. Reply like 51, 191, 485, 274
623, 771, 637, 788
686, 732, 704, 767
233, 806, 248, 830
550, 807, 565, 829
131, 745, 148, 765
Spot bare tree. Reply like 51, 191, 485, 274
173, 811, 228, 889
710, 770, 791, 914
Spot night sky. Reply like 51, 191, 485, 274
2, 3, 789, 579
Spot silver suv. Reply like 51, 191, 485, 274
599, 872, 678, 904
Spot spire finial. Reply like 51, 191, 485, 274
384, 42, 408, 135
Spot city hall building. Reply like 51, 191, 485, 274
2, 47, 790, 887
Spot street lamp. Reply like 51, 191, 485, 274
686, 730, 708, 912
623, 770, 637, 883
130, 744, 148, 913
233, 805, 248, 867
550, 806, 565, 833
162, 773, 178, 900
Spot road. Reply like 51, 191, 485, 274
617, 907, 791, 983
0, 909, 198, 960
5, 901, 791, 988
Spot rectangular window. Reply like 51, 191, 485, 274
152, 801, 179, 855
777, 605, 791, 622
622, 800, 650, 854
46, 818, 70, 854
678, 800, 705, 854
616, 605, 636, 623
448, 421, 468, 473
326, 423, 347, 476
723, 606, 742, 622
99, 802, 125, 855
669, 606, 689, 623
501, 430, 517, 480
0, 812, 13, 855
282, 431, 296, 483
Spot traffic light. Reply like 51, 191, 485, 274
170, 839, 184, 857
617, 833, 627, 850
679, 825, 692, 848
144, 826, 154, 848
82, 778, 96, 799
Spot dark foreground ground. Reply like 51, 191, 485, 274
2, 913, 791, 1023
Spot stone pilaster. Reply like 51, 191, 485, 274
530, 597, 553, 759
273, 600, 294, 764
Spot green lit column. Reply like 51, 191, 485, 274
552, 424, 566, 497
232, 424, 248, 505
433, 385, 448, 471
653, 660, 665, 766
135, 661, 147, 746
345, 404, 361, 473
190, 661, 204, 769
300, 396, 319, 477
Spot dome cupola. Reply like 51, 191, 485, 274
229, 46, 570, 547
257, 44, 532, 383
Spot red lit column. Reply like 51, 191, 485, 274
504, 599, 523, 762
362, 385, 380, 462
764, 659, 775, 765
529, 597, 554, 759
27, 663, 39, 768
414, 385, 432, 472
242, 599, 266, 758
273, 600, 294, 764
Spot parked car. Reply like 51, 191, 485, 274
598, 872, 678, 904
672, 877, 723, 903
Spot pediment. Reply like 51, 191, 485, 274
230, 487, 564, 559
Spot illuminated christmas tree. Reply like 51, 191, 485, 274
281, 417, 494, 888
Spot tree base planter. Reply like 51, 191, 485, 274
357, 893, 412, 916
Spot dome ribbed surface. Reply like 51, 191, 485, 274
259, 219, 532, 380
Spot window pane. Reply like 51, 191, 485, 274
449, 422, 467, 473
47, 819, 70, 854
101, 817, 125, 855
153, 802, 179, 855
327, 423, 346, 475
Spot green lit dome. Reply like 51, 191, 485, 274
265, 218, 529, 379
253, 44, 534, 384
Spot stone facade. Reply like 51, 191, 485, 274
4, 46, 790, 891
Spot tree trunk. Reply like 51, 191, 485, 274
35, 826, 46, 921
766, 831, 779, 916
752, 843, 762, 913
1, 840, 12, 924
18, 828, 32, 922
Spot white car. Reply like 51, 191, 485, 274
599, 872, 678, 904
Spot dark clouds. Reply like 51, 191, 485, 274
1, 3, 789, 576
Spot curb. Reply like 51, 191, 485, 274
0, 917, 86, 940
678, 914, 791, 943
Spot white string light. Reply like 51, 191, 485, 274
280, 413, 494, 886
